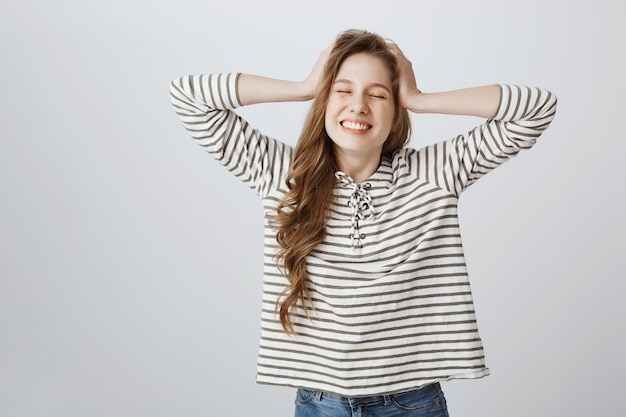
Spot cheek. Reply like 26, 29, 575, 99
377, 106, 395, 128
325, 97, 340, 114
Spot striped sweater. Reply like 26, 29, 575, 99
170, 73, 557, 397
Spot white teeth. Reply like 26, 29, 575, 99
342, 121, 370, 131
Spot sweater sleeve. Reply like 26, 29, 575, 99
411, 84, 558, 196
169, 73, 291, 197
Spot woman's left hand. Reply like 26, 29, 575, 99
388, 42, 422, 110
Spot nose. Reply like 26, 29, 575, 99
350, 93, 368, 114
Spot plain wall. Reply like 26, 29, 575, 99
1, 0, 624, 416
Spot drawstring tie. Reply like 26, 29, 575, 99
335, 171, 375, 248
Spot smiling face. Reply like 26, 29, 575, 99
324, 52, 396, 175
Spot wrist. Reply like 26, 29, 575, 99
295, 81, 315, 101
403, 90, 425, 113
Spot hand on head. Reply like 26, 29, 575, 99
302, 44, 332, 99
386, 42, 422, 109
304, 36, 422, 110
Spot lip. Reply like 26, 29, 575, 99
340, 119, 372, 132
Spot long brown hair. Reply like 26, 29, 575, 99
274, 29, 412, 334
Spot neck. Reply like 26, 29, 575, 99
335, 150, 382, 183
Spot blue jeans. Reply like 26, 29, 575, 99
294, 382, 449, 417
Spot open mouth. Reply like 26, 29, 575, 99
341, 120, 372, 131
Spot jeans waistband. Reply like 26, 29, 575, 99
316, 390, 393, 404
309, 382, 440, 405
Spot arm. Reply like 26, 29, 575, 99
237, 46, 330, 105
170, 73, 290, 196
410, 83, 557, 196
388, 43, 557, 195
169, 47, 331, 195
404, 85, 501, 119
389, 43, 500, 118
237, 75, 312, 105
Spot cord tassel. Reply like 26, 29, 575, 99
335, 171, 375, 248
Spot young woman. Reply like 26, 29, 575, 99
171, 29, 556, 417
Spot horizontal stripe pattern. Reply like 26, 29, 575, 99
170, 74, 557, 396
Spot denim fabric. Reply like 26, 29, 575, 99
294, 382, 449, 417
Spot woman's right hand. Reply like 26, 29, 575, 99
237, 43, 332, 106
301, 44, 332, 99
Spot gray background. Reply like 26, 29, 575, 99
1, 0, 623, 416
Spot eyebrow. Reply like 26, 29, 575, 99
333, 79, 392, 93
